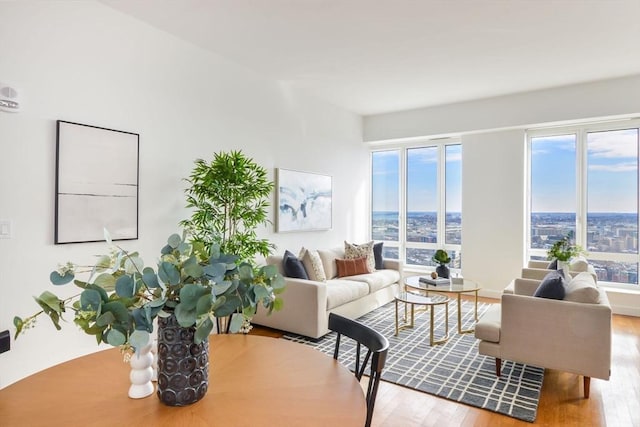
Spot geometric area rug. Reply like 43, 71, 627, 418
282, 299, 544, 423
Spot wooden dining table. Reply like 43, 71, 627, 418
0, 334, 366, 427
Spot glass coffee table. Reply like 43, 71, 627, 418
394, 291, 449, 346
405, 276, 481, 334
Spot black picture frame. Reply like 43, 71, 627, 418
55, 120, 139, 244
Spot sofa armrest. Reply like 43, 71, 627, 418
251, 277, 328, 338
382, 258, 402, 273
500, 293, 611, 380
513, 278, 541, 296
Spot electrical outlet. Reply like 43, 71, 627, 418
0, 330, 10, 354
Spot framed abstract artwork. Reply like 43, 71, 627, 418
276, 168, 332, 232
55, 120, 139, 244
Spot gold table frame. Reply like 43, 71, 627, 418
394, 291, 449, 346
404, 276, 480, 334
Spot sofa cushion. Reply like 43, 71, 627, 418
300, 248, 326, 282
317, 247, 345, 279
533, 270, 566, 300
569, 255, 589, 272
345, 240, 376, 272
336, 257, 369, 278
325, 279, 370, 310
282, 250, 309, 280
475, 304, 501, 343
373, 242, 384, 270
344, 269, 401, 293
564, 272, 600, 304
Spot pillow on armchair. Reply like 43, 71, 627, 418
533, 270, 566, 300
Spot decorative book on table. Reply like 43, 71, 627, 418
419, 276, 451, 286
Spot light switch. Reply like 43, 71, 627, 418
0, 220, 12, 239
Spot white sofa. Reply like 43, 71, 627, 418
252, 247, 401, 338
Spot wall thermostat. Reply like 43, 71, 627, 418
0, 82, 21, 112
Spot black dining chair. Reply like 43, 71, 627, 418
328, 312, 389, 427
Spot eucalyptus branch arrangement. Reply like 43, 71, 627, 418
13, 231, 285, 353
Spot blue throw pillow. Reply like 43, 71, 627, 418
373, 242, 384, 270
547, 259, 558, 270
533, 270, 566, 300
283, 250, 309, 280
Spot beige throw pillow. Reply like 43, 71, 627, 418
300, 248, 326, 282
564, 272, 600, 304
344, 240, 376, 273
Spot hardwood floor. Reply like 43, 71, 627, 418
251, 296, 640, 427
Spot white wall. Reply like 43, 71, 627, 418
0, 1, 367, 388
461, 130, 526, 297
365, 76, 640, 312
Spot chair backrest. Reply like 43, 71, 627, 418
328, 312, 389, 427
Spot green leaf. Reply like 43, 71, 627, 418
214, 295, 241, 317
80, 289, 102, 311
106, 328, 125, 346
148, 297, 167, 308
253, 285, 270, 301
238, 263, 254, 281
129, 330, 150, 352
167, 233, 182, 249
104, 228, 112, 246
262, 264, 278, 278
179, 284, 206, 310
13, 317, 24, 339
115, 275, 135, 297
194, 317, 213, 344
212, 281, 233, 296
178, 242, 191, 257
196, 293, 213, 316
86, 283, 109, 303
96, 311, 116, 327
37, 291, 63, 314
94, 273, 116, 291
141, 271, 160, 288
102, 301, 131, 327
95, 255, 112, 272
203, 263, 227, 280
174, 303, 196, 327
158, 261, 180, 285
183, 256, 204, 278
228, 313, 244, 333
160, 244, 173, 255
273, 297, 284, 311
50, 271, 74, 285
271, 274, 286, 290
124, 255, 144, 275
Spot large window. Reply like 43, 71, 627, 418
371, 142, 462, 269
528, 121, 640, 286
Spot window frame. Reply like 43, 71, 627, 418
370, 139, 462, 271
526, 119, 640, 289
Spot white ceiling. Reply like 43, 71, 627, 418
101, 0, 640, 116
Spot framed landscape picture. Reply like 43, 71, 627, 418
55, 120, 139, 244
276, 168, 332, 232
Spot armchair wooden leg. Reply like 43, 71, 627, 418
583, 376, 591, 398
495, 358, 501, 377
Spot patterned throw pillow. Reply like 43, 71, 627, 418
300, 247, 327, 282
335, 257, 369, 278
344, 240, 376, 273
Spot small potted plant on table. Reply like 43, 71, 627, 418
432, 249, 451, 279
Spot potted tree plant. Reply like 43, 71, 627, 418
432, 249, 451, 279
180, 150, 274, 262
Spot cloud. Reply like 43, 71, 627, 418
588, 129, 638, 159
588, 162, 638, 172
408, 147, 438, 164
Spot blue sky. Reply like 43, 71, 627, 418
532, 129, 638, 213
372, 145, 462, 212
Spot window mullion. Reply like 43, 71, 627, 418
576, 129, 587, 249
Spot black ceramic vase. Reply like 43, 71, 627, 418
436, 264, 450, 279
156, 314, 209, 406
